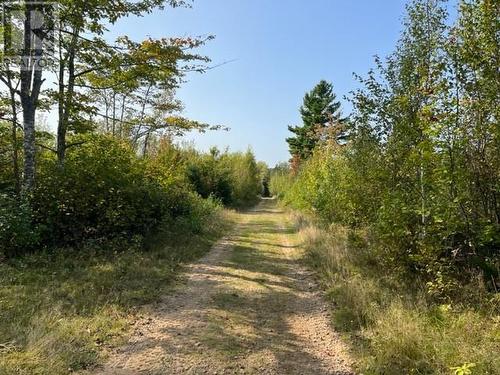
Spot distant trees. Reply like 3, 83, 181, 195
186, 147, 262, 208
226, 150, 261, 207
286, 80, 344, 166
269, 162, 292, 199
258, 161, 271, 197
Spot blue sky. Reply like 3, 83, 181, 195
109, 0, 455, 166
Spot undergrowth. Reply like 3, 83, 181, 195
295, 214, 500, 375
0, 210, 233, 375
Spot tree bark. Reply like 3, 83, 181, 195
57, 27, 79, 166
21, 105, 36, 192
9, 87, 20, 195
19, 4, 37, 193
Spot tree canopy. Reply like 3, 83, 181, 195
286, 80, 343, 162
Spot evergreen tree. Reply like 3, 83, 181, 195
286, 80, 343, 161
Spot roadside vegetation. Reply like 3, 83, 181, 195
293, 218, 498, 374
0, 1, 265, 373
0, 129, 267, 373
0, 211, 229, 375
0, 132, 265, 375
272, 0, 499, 373
0, 0, 497, 374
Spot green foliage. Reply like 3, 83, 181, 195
298, 219, 500, 375
186, 147, 261, 209
285, 146, 358, 225
33, 135, 168, 246
186, 147, 233, 205
286, 80, 344, 161
0, 122, 15, 191
0, 211, 228, 375
257, 161, 271, 197
281, 0, 499, 294
269, 162, 293, 198
223, 149, 261, 208
161, 192, 224, 235
0, 195, 40, 257
450, 363, 476, 375
0, 128, 261, 257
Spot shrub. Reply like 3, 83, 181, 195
33, 135, 169, 246
284, 145, 358, 226
186, 148, 233, 205
297, 217, 500, 375
164, 192, 224, 235
222, 150, 261, 208
0, 194, 40, 256
186, 147, 261, 209
269, 162, 293, 198
0, 134, 259, 256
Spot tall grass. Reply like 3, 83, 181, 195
295, 214, 500, 375
0, 209, 232, 375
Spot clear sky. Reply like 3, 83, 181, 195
108, 0, 454, 166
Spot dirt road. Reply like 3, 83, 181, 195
91, 199, 353, 375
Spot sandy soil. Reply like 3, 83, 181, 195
88, 199, 353, 375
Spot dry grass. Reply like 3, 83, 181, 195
0, 211, 232, 375
295, 215, 500, 375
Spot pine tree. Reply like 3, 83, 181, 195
286, 80, 343, 162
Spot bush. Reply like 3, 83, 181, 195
297, 217, 500, 375
222, 150, 261, 208
269, 162, 293, 198
32, 135, 168, 247
162, 192, 224, 235
0, 134, 260, 256
284, 146, 360, 226
186, 148, 233, 205
0, 194, 40, 256
186, 147, 261, 209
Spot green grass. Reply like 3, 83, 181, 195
0, 213, 231, 375
296, 218, 500, 375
